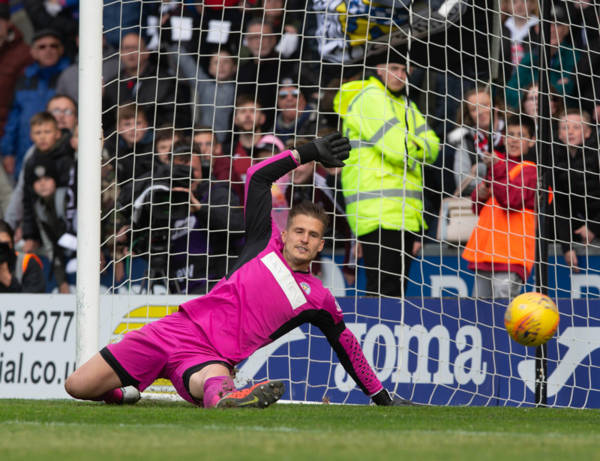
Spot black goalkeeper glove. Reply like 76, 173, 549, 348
296, 132, 351, 168
371, 389, 415, 406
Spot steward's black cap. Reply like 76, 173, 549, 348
366, 44, 407, 67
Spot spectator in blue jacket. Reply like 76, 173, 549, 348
0, 28, 70, 180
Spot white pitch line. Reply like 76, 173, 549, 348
2, 421, 597, 439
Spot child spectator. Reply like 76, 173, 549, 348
175, 47, 237, 143
97, 122, 131, 289
24, 154, 75, 293
154, 126, 183, 165
462, 115, 537, 299
552, 109, 600, 273
4, 94, 78, 231
104, 104, 154, 186
21, 111, 74, 255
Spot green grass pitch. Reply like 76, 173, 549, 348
1, 400, 600, 461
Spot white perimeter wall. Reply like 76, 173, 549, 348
0, 295, 194, 399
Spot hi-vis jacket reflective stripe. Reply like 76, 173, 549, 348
462, 161, 537, 276
334, 76, 440, 236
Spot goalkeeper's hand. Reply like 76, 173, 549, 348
371, 389, 415, 406
296, 132, 351, 168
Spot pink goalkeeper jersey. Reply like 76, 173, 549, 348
180, 150, 383, 397
180, 221, 342, 362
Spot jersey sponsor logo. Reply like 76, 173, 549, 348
260, 252, 307, 310
300, 282, 311, 295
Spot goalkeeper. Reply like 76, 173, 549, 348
65, 133, 410, 408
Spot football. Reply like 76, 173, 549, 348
504, 292, 560, 347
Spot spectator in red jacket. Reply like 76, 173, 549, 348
463, 115, 538, 299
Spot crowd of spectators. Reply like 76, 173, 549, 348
0, 0, 597, 297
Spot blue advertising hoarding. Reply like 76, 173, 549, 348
238, 298, 600, 408
405, 254, 600, 299
94, 251, 600, 407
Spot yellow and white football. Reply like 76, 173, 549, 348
504, 292, 559, 347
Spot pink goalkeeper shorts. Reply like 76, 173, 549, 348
102, 309, 232, 404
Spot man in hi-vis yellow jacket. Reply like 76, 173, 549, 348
334, 49, 439, 297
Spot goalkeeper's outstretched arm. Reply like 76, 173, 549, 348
268, 307, 407, 405
308, 310, 412, 406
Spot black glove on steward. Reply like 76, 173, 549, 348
371, 389, 415, 406
296, 132, 351, 168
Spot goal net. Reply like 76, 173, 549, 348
94, 0, 600, 407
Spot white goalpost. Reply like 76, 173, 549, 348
76, 0, 103, 367
74, 0, 600, 407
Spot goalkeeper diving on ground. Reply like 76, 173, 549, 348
65, 132, 412, 408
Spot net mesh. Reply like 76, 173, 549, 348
98, 0, 600, 407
